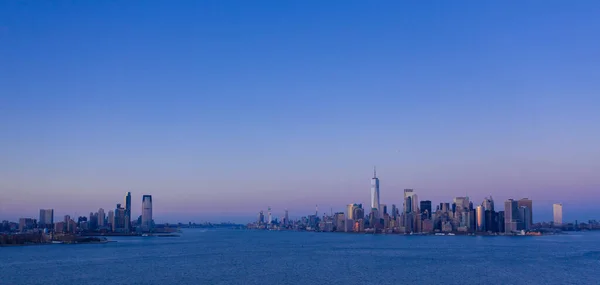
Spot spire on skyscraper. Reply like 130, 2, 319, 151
373, 166, 377, 178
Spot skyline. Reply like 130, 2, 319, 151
2, 1, 600, 223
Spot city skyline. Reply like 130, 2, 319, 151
0, 171, 590, 225
1, 1, 599, 223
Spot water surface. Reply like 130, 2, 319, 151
1, 230, 598, 284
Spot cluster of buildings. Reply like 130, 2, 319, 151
249, 169, 583, 234
1, 193, 155, 234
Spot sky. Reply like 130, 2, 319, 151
1, 1, 599, 223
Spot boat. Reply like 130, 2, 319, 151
447, 233, 456, 236
141, 234, 150, 237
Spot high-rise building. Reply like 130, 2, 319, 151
519, 206, 531, 231
267, 207, 272, 224
370, 167, 380, 213
517, 198, 533, 226
420, 201, 432, 219
258, 210, 265, 224
124, 192, 132, 230
98, 208, 105, 227
391, 204, 398, 219
504, 199, 519, 233
482, 196, 495, 212
114, 204, 126, 232
476, 206, 485, 232
454, 197, 470, 212
346, 204, 354, 220
380, 204, 387, 217
284, 209, 289, 225
107, 210, 114, 230
38, 209, 54, 229
141, 195, 153, 230
404, 189, 418, 213
553, 203, 563, 225
352, 205, 364, 221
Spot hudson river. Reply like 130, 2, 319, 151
1, 229, 599, 284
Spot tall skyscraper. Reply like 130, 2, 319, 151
141, 195, 153, 230
284, 209, 289, 225
347, 204, 356, 220
38, 209, 54, 229
258, 210, 265, 224
482, 196, 495, 212
267, 206, 272, 224
370, 167, 380, 213
504, 199, 519, 233
454, 197, 470, 212
553, 203, 563, 225
124, 192, 132, 229
420, 201, 432, 219
517, 198, 533, 226
403, 189, 419, 214
98, 208, 105, 227
476, 205, 485, 232
107, 210, 114, 229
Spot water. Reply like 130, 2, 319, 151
1, 230, 599, 285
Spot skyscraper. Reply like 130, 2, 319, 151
370, 167, 380, 213
504, 199, 519, 233
284, 209, 289, 225
98, 208, 105, 227
476, 205, 485, 232
124, 192, 132, 230
482, 196, 495, 212
107, 210, 114, 230
38, 209, 54, 229
553, 203, 563, 225
267, 206, 272, 224
420, 201, 432, 219
142, 195, 153, 230
258, 210, 265, 224
517, 198, 533, 226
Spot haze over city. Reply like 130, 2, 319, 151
1, 1, 599, 223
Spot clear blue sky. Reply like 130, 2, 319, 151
1, 1, 599, 223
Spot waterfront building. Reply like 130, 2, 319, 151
380, 203, 387, 218
352, 205, 364, 221
38, 209, 54, 229
504, 199, 519, 233
482, 196, 495, 212
420, 201, 432, 219
258, 210, 264, 224
107, 210, 114, 230
497, 211, 505, 233
114, 204, 126, 232
98, 208, 105, 227
519, 206, 531, 231
476, 206, 485, 232
18, 218, 35, 232
553, 203, 563, 225
370, 167, 380, 214
518, 198, 533, 226
142, 195, 153, 231
454, 197, 470, 212
125, 192, 132, 230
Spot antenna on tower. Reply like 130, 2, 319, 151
315, 204, 318, 216
373, 166, 377, 178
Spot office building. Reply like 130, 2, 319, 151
258, 210, 265, 224
454, 197, 470, 212
504, 199, 519, 233
38, 209, 54, 229
107, 210, 114, 229
476, 206, 485, 232
114, 204, 126, 232
124, 192, 132, 230
517, 198, 533, 226
370, 167, 380, 214
553, 203, 563, 225
420, 200, 432, 219
482, 196, 495, 212
98, 208, 105, 227
519, 206, 531, 231
142, 195, 153, 230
